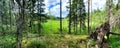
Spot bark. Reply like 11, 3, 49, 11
68, 0, 72, 34
60, 0, 62, 33
16, 0, 25, 48
88, 0, 90, 34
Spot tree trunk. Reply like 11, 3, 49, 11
16, 0, 25, 48
60, 0, 62, 33
9, 1, 12, 32
68, 0, 71, 34
88, 0, 90, 34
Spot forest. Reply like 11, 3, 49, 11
0, 0, 120, 48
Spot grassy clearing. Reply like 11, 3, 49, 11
42, 20, 68, 34
41, 10, 107, 35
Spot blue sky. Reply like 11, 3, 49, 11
44, 0, 118, 17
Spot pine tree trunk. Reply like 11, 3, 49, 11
68, 0, 71, 34
60, 0, 62, 33
2, 0, 5, 35
9, 1, 12, 32
75, 2, 78, 34
88, 0, 90, 34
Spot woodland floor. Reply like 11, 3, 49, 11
0, 34, 120, 48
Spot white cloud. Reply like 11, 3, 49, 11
84, 0, 106, 12
45, 0, 118, 17
50, 5, 60, 17
45, 0, 69, 17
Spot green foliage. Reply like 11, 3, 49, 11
26, 40, 46, 48
109, 35, 120, 48
67, 0, 87, 34
0, 35, 16, 48
47, 15, 58, 20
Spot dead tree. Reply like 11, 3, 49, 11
88, 21, 120, 48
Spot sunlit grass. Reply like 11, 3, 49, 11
42, 20, 68, 34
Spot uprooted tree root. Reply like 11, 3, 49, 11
87, 21, 120, 48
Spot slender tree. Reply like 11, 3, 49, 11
70, 0, 77, 34
1, 0, 5, 35
38, 0, 41, 34
60, 0, 62, 33
75, 1, 78, 34
88, 0, 90, 34
37, 0, 46, 34
77, 0, 86, 33
68, 0, 72, 34
9, 0, 12, 32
